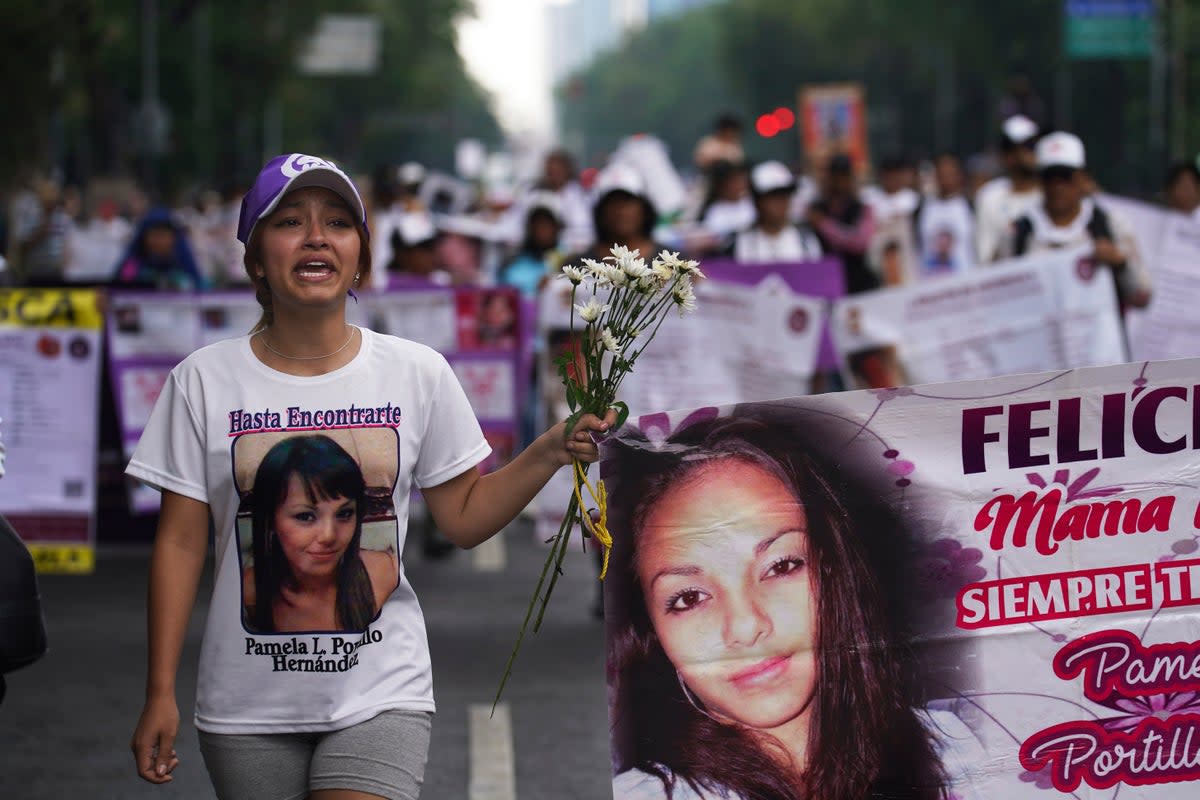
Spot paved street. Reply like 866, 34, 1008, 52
0, 523, 613, 799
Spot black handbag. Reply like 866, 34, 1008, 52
0, 513, 48, 704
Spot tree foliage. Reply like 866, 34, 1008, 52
560, 0, 1200, 194
0, 0, 500, 196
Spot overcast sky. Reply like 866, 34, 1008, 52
456, 0, 557, 140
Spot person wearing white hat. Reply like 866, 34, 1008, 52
570, 163, 664, 268
975, 115, 1043, 263
1003, 132, 1152, 312
732, 161, 823, 263
699, 161, 755, 242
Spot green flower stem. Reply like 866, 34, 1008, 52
493, 490, 580, 711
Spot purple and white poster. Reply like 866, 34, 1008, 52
603, 357, 1200, 798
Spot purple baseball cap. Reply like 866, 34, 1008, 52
237, 153, 369, 244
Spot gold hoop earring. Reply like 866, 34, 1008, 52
677, 669, 723, 723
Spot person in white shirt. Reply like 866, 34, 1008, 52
63, 197, 134, 283
861, 155, 920, 226
699, 160, 755, 242
975, 115, 1042, 263
732, 161, 822, 263
914, 154, 975, 278
1004, 131, 1152, 312
126, 152, 614, 798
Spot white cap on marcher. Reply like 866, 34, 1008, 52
1036, 132, 1086, 171
592, 162, 647, 204
750, 161, 796, 195
398, 161, 426, 186
396, 212, 437, 245
525, 190, 564, 224
1002, 114, 1039, 146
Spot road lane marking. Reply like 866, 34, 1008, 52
472, 531, 507, 572
468, 702, 516, 800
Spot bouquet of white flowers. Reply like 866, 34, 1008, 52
495, 245, 702, 704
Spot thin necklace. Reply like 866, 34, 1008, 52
258, 325, 356, 361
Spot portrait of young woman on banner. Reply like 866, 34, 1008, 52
603, 406, 986, 800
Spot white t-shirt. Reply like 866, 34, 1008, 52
974, 176, 1041, 263
126, 327, 490, 734
862, 186, 921, 225
1002, 197, 1152, 300
733, 225, 823, 263
701, 198, 756, 239
916, 194, 975, 278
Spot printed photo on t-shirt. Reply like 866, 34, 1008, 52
231, 428, 401, 635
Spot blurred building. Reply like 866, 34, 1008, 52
548, 0, 722, 85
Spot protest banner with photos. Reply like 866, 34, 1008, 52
701, 257, 844, 369
603, 356, 1200, 799
0, 289, 104, 572
365, 286, 524, 476
830, 249, 1127, 389
1101, 194, 1200, 363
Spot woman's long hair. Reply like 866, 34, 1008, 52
248, 435, 375, 633
605, 409, 946, 800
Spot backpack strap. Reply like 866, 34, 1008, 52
1012, 215, 1034, 256
1087, 203, 1114, 241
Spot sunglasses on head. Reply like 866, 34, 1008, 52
1041, 166, 1078, 183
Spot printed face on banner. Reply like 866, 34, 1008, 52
232, 427, 400, 635
604, 361, 1200, 799
636, 458, 818, 732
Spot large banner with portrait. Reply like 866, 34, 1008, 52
602, 356, 1200, 799
830, 249, 1128, 389
0, 289, 104, 573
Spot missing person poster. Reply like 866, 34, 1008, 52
830, 249, 1127, 389
0, 288, 103, 573
602, 357, 1200, 798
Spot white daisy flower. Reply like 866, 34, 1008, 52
601, 327, 622, 354
672, 282, 697, 315
560, 265, 587, 285
575, 297, 609, 323
581, 258, 609, 285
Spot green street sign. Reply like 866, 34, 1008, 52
1064, 0, 1155, 60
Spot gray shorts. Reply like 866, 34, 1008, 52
198, 709, 432, 800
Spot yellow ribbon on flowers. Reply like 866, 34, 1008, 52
573, 460, 612, 579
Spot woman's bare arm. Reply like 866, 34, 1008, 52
421, 411, 614, 550
130, 490, 210, 784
